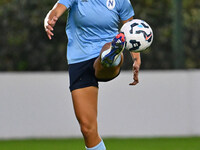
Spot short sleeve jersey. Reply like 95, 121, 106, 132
58, 0, 134, 64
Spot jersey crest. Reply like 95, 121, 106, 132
106, 0, 116, 10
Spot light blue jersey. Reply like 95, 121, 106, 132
58, 0, 134, 64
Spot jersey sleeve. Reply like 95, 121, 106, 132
58, 0, 76, 8
118, 0, 135, 21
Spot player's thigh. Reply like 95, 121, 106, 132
71, 86, 98, 124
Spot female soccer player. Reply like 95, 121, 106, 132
44, 0, 141, 149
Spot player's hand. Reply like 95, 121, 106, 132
44, 16, 58, 40
129, 62, 140, 86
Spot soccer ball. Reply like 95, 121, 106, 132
120, 19, 153, 52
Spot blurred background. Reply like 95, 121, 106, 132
0, 0, 200, 71
0, 0, 200, 150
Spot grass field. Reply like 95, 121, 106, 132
0, 137, 200, 150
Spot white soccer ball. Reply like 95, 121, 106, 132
120, 19, 153, 52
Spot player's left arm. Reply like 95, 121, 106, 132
122, 17, 141, 86
129, 52, 141, 85
121, 17, 133, 24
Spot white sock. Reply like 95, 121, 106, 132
111, 55, 121, 66
101, 49, 121, 67
101, 48, 111, 59
86, 140, 106, 150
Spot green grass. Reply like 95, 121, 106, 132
0, 137, 200, 150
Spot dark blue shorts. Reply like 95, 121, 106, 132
68, 57, 99, 91
68, 57, 120, 92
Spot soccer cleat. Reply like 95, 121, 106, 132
101, 33, 125, 67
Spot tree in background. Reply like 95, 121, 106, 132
0, 0, 67, 71
183, 0, 200, 68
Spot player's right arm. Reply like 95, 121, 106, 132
44, 3, 67, 40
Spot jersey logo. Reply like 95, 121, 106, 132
106, 0, 115, 10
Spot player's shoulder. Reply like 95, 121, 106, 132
115, 0, 132, 8
116, 0, 131, 4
